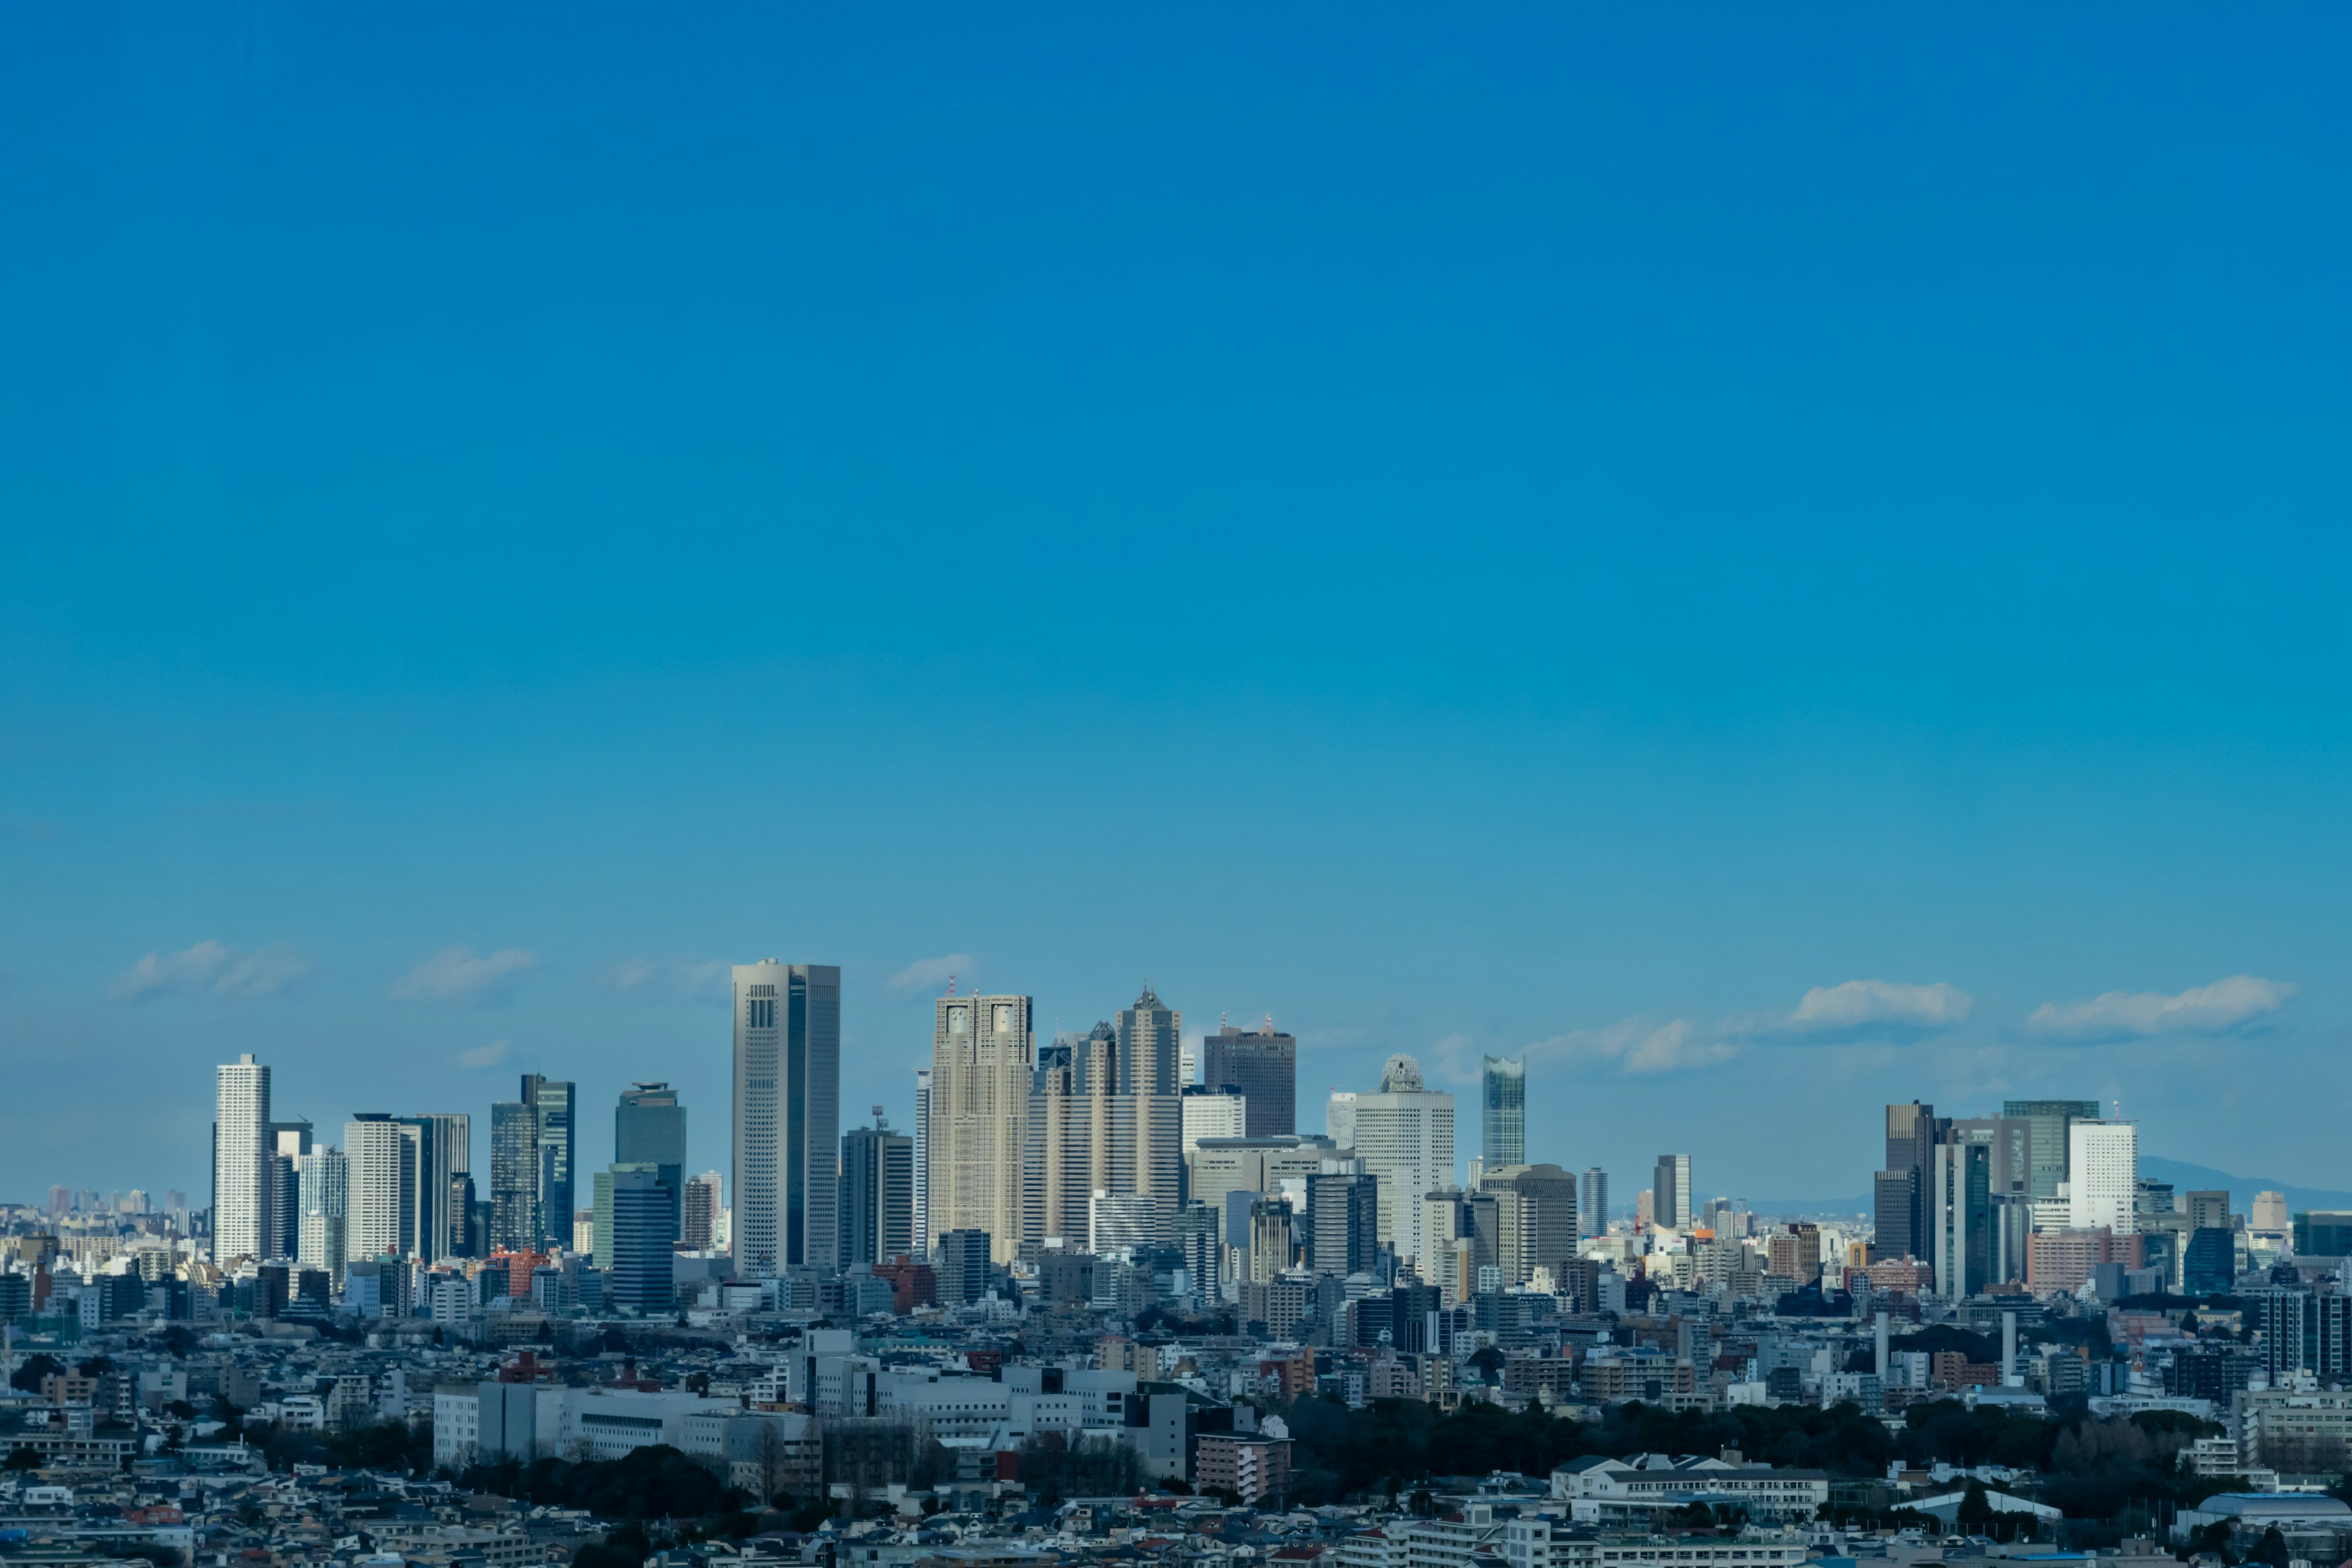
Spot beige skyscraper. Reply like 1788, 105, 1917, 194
927, 992, 1033, 1264
1025, 1013, 1183, 1254
731, 962, 842, 1278
1326, 1054, 1455, 1276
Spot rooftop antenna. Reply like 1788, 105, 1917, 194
948, 974, 956, 997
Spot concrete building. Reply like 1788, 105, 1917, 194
1306, 1159, 1379, 1276
1202, 1019, 1297, 1137
489, 1096, 539, 1254
213, 1055, 272, 1262
2003, 1098, 2102, 1203
1180, 1088, 1247, 1164
733, 961, 843, 1276
615, 1082, 685, 1234
606, 1164, 677, 1313
2068, 1119, 2139, 1236
925, 990, 1031, 1264
1578, 1167, 1608, 1242
839, 1109, 914, 1268
1653, 1153, 1692, 1233
913, 1067, 932, 1248
522, 1074, 577, 1250
1026, 1030, 1182, 1252
1328, 1055, 1455, 1276
295, 1145, 349, 1282
345, 1114, 413, 1262
1479, 1163, 1578, 1287
682, 1170, 721, 1251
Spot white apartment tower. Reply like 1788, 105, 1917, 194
296, 1145, 349, 1283
2068, 1118, 2139, 1237
731, 961, 843, 1277
927, 993, 1033, 1264
344, 1114, 413, 1261
212, 1054, 271, 1262
1325, 1054, 1455, 1277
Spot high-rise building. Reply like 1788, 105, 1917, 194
682, 1171, 722, 1251
839, 1109, 915, 1268
1482, 1056, 1525, 1170
2002, 1099, 2103, 1203
213, 1055, 272, 1262
489, 1098, 538, 1253
265, 1121, 312, 1264
1117, 985, 1183, 1096
937, 1227, 992, 1304
1479, 1162, 1580, 1286
912, 1068, 932, 1250
1248, 1197, 1295, 1284
616, 1082, 687, 1234
1305, 1159, 1379, 1277
1027, 1018, 1182, 1253
732, 961, 843, 1276
2068, 1120, 2138, 1236
295, 1145, 348, 1283
1875, 1101, 1940, 1261
606, 1165, 677, 1313
398, 1114, 468, 1264
1578, 1167, 1609, 1240
1326, 1055, 1455, 1276
928, 992, 1034, 1264
522, 1075, 576, 1248
345, 1114, 414, 1262
1652, 1153, 1692, 1232
2187, 1189, 2232, 1232
1202, 1019, 1297, 1137
1180, 1087, 1247, 1164
1177, 1200, 1221, 1297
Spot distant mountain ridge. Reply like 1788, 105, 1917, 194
2139, 1156, 2352, 1218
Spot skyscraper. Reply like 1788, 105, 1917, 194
2002, 1099, 2103, 1202
1479, 1162, 1580, 1286
1026, 1013, 1183, 1253
1117, 985, 1183, 1095
1578, 1167, 1609, 1240
345, 1114, 414, 1261
731, 961, 843, 1276
398, 1113, 468, 1264
1202, 1019, 1297, 1137
927, 991, 1033, 1264
489, 1098, 538, 1253
1652, 1153, 1692, 1232
2068, 1119, 2139, 1235
1875, 1101, 1940, 1261
606, 1165, 677, 1312
1482, 1055, 1525, 1169
295, 1144, 347, 1283
839, 1108, 915, 1268
1305, 1159, 1379, 1277
212, 1055, 271, 1262
266, 1120, 311, 1262
682, 1170, 722, 1251
522, 1074, 576, 1248
1327, 1054, 1455, 1276
911, 1068, 932, 1251
616, 1082, 687, 1233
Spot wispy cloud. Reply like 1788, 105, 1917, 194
2024, 974, 2296, 1042
111, 940, 313, 1005
452, 1039, 511, 1070
889, 953, 975, 993
1517, 1016, 1738, 1076
1774, 979, 1973, 1038
392, 947, 538, 1007
603, 956, 729, 1001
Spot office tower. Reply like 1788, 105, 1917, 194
520, 1075, 576, 1248
489, 1098, 539, 1253
1578, 1167, 1609, 1240
616, 1082, 687, 1234
926, 992, 1035, 1264
1482, 1056, 1526, 1170
398, 1113, 467, 1265
212, 1055, 272, 1262
1181, 1087, 1247, 1163
1180, 1044, 1198, 1089
2187, 1189, 2232, 1232
265, 1121, 311, 1263
295, 1145, 349, 1283
1117, 985, 1183, 1095
938, 1228, 992, 1304
1652, 1153, 1692, 1232
1177, 1200, 1220, 1295
2252, 1191, 2289, 1232
1476, 1163, 1578, 1286
682, 1172, 722, 1251
1026, 1019, 1183, 1253
1875, 1101, 1940, 1261
449, 1174, 481, 1258
1185, 1133, 1343, 1229
732, 961, 843, 1276
1326, 1055, 1455, 1277
1247, 1197, 1295, 1284
606, 1166, 677, 1313
2001, 1099, 2102, 1202
912, 1068, 932, 1249
1305, 1160, 1379, 1276
345, 1114, 415, 1261
1202, 1019, 1297, 1137
1930, 1134, 1993, 1297
2068, 1120, 2139, 1235
839, 1109, 915, 1268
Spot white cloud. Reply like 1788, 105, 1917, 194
392, 947, 538, 1006
2025, 974, 2296, 1041
452, 1039, 511, 1070
889, 953, 976, 993
111, 940, 313, 1005
603, 956, 730, 1001
1519, 1016, 1740, 1076
1781, 979, 1973, 1035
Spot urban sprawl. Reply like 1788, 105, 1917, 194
5, 967, 2350, 1568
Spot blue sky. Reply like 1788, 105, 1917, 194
3, 6, 2348, 1210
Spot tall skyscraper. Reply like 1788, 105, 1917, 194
1652, 1153, 1692, 1232
2068, 1119, 2139, 1235
489, 1098, 538, 1253
1027, 1020, 1183, 1253
398, 1113, 467, 1265
1874, 1101, 1941, 1261
616, 1082, 687, 1232
522, 1074, 576, 1248
1117, 985, 1183, 1095
1578, 1167, 1609, 1240
1202, 1019, 1297, 1137
1479, 1162, 1579, 1286
1306, 1159, 1379, 1276
2002, 1099, 2102, 1202
1326, 1054, 1455, 1276
606, 1165, 677, 1313
1482, 1055, 1525, 1169
912, 1068, 932, 1250
295, 1144, 348, 1283
212, 1055, 271, 1262
839, 1108, 915, 1267
731, 961, 843, 1276
927, 991, 1033, 1264
682, 1171, 722, 1251
345, 1114, 414, 1261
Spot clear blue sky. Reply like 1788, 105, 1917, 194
3, 5, 2347, 1209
